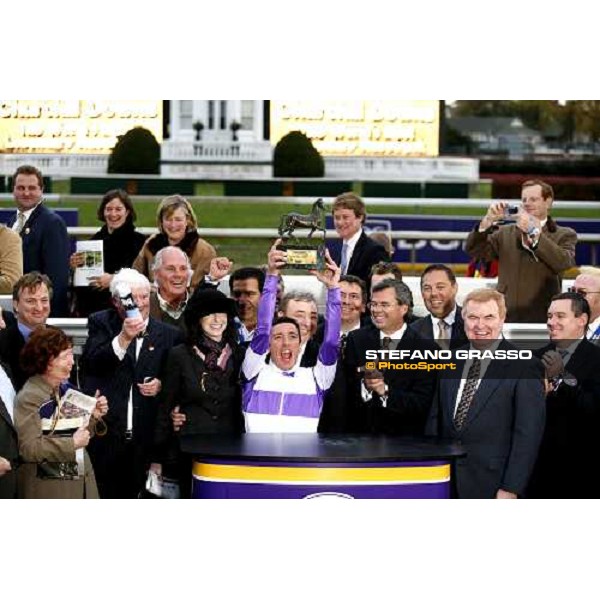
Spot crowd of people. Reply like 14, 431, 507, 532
1, 165, 599, 499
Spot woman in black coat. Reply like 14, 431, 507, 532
70, 189, 146, 316
151, 288, 244, 497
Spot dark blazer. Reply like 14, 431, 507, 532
80, 309, 184, 497
73, 222, 146, 317
0, 316, 27, 392
8, 203, 70, 317
426, 339, 546, 499
409, 307, 469, 349
0, 361, 18, 499
528, 339, 600, 498
329, 230, 389, 285
154, 343, 245, 452
344, 325, 438, 435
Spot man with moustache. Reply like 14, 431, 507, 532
410, 264, 468, 349
527, 292, 600, 498
426, 289, 546, 499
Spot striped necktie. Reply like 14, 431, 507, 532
15, 211, 26, 234
454, 358, 481, 430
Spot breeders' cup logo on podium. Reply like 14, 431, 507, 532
303, 492, 354, 500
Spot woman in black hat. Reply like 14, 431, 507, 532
151, 288, 244, 497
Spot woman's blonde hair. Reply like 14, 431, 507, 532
156, 195, 198, 233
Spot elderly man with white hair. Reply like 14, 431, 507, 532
149, 246, 193, 330
80, 268, 184, 498
570, 266, 600, 344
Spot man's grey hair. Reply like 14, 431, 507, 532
279, 290, 317, 314
371, 279, 414, 319
151, 246, 193, 287
110, 268, 151, 299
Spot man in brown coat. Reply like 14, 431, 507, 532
466, 179, 577, 323
0, 224, 23, 294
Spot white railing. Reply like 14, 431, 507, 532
64, 226, 600, 245
324, 156, 480, 181
0, 154, 108, 175
161, 140, 272, 162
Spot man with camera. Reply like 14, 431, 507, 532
466, 180, 577, 322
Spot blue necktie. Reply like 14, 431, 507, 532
340, 243, 349, 275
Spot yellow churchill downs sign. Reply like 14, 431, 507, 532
0, 100, 162, 154
270, 100, 440, 157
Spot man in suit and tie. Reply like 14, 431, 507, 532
410, 264, 469, 349
0, 360, 18, 499
80, 268, 184, 498
0, 272, 52, 391
317, 275, 367, 433
344, 279, 438, 435
527, 292, 600, 498
329, 192, 389, 287
9, 165, 70, 317
426, 288, 546, 499
569, 267, 600, 345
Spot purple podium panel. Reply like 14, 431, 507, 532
181, 434, 464, 500
192, 459, 451, 499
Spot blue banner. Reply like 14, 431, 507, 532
326, 214, 599, 264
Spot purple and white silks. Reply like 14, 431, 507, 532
242, 274, 341, 432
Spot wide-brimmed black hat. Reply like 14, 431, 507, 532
184, 288, 238, 330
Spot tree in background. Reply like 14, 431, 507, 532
273, 130, 324, 177
108, 127, 160, 174
450, 100, 600, 146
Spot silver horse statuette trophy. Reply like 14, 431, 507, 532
277, 198, 326, 270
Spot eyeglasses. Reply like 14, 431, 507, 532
367, 301, 398, 310
568, 287, 600, 298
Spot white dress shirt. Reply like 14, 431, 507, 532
111, 319, 149, 431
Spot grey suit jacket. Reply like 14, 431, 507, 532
426, 339, 546, 498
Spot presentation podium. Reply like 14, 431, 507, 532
179, 434, 464, 499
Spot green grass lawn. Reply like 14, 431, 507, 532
1, 197, 597, 268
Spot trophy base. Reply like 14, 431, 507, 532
277, 243, 325, 270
